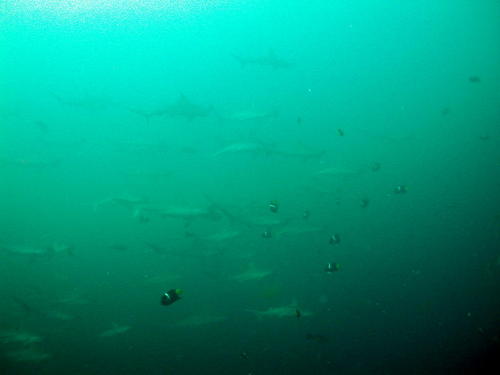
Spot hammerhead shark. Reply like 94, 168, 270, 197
230, 264, 272, 282
212, 142, 325, 161
99, 323, 130, 338
246, 301, 313, 319
129, 94, 212, 122
51, 92, 116, 110
232, 50, 293, 69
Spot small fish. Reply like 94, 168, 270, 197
269, 200, 279, 213
247, 304, 313, 319
34, 120, 49, 133
393, 185, 408, 194
261, 230, 272, 239
220, 108, 278, 122
108, 244, 128, 252
179, 146, 198, 154
6, 348, 51, 362
230, 266, 272, 282
99, 324, 130, 337
469, 76, 481, 83
174, 314, 227, 327
232, 50, 293, 69
337, 128, 344, 136
325, 262, 340, 273
306, 333, 329, 343
371, 162, 381, 172
0, 330, 43, 346
329, 234, 341, 246
360, 198, 370, 208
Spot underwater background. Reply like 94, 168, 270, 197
1, 1, 499, 374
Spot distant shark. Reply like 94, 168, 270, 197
156, 206, 220, 221
174, 314, 227, 328
10, 296, 76, 321
232, 50, 293, 69
230, 264, 273, 282
94, 195, 149, 220
5, 348, 51, 362
0, 243, 73, 258
186, 229, 241, 242
212, 142, 267, 157
51, 92, 117, 111
56, 292, 89, 306
95, 196, 220, 224
274, 224, 325, 239
218, 108, 278, 122
266, 148, 326, 161
99, 323, 130, 338
129, 94, 212, 122
212, 142, 325, 161
0, 157, 61, 169
203, 196, 291, 229
313, 166, 360, 177
246, 303, 313, 319
0, 329, 43, 346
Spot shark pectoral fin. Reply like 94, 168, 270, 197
232, 54, 246, 67
132, 208, 142, 218
245, 309, 263, 320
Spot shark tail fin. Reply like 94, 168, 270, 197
244, 309, 264, 320
232, 54, 246, 68
50, 92, 66, 105
212, 109, 227, 124
303, 150, 327, 162
203, 195, 253, 228
128, 108, 154, 124
93, 198, 111, 212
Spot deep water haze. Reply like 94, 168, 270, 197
1, 1, 499, 374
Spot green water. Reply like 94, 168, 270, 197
1, 1, 499, 374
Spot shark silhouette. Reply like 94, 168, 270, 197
232, 49, 293, 69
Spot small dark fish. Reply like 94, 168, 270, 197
479, 135, 490, 141
329, 234, 341, 245
145, 243, 166, 254
269, 200, 279, 213
469, 76, 481, 83
441, 107, 450, 116
34, 120, 49, 133
240, 351, 248, 360
261, 230, 272, 239
360, 198, 370, 208
179, 146, 198, 154
393, 185, 408, 194
108, 244, 128, 252
295, 309, 301, 319
11, 296, 38, 315
296, 116, 302, 125
337, 128, 344, 136
138, 215, 150, 223
306, 333, 329, 343
325, 262, 340, 273
371, 162, 381, 172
